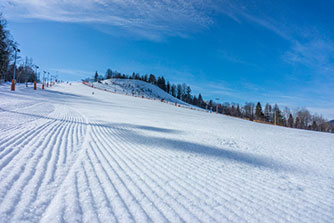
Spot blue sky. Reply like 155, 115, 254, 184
1, 0, 334, 119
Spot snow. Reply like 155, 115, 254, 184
0, 82, 333, 223
95, 79, 188, 105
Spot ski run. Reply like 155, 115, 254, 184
0, 82, 333, 223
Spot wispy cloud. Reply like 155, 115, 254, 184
214, 1, 334, 81
283, 39, 334, 78
1, 0, 219, 40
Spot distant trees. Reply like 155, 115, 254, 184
157, 76, 166, 91
255, 102, 264, 120
288, 114, 294, 128
171, 84, 176, 97
148, 74, 156, 84
176, 84, 182, 100
0, 14, 39, 83
166, 81, 170, 94
101, 68, 210, 108
105, 69, 112, 79
0, 14, 11, 81
100, 67, 334, 134
264, 103, 272, 122
295, 108, 311, 129
94, 71, 98, 82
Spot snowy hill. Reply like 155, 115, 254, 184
0, 82, 334, 223
93, 78, 188, 106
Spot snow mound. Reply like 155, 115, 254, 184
94, 79, 188, 105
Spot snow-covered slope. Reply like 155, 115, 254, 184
0, 82, 333, 223
93, 78, 188, 105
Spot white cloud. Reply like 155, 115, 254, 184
1, 0, 219, 40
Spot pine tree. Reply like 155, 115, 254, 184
255, 102, 264, 120
148, 74, 156, 84
94, 71, 98, 82
184, 86, 191, 102
131, 72, 136, 79
273, 105, 284, 125
208, 100, 213, 111
192, 95, 198, 106
157, 76, 166, 91
176, 84, 182, 99
171, 84, 176, 97
105, 69, 112, 79
198, 93, 204, 108
0, 15, 11, 81
134, 73, 140, 80
166, 81, 171, 93
288, 114, 294, 128
143, 74, 148, 82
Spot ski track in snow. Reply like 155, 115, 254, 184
0, 83, 334, 223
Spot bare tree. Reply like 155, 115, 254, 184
295, 108, 311, 129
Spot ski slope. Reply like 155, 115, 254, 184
0, 82, 333, 223
93, 78, 188, 105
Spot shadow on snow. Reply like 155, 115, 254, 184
1, 108, 297, 172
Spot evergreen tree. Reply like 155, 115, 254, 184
148, 74, 156, 84
143, 74, 148, 82
183, 86, 191, 103
192, 95, 198, 106
94, 71, 98, 82
161, 76, 166, 91
157, 76, 166, 91
255, 102, 264, 120
105, 69, 112, 79
166, 81, 171, 93
181, 83, 187, 99
0, 15, 11, 81
131, 72, 136, 79
198, 93, 204, 108
273, 105, 284, 125
171, 84, 176, 97
208, 100, 213, 111
288, 114, 294, 128
176, 84, 182, 99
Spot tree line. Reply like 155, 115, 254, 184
94, 68, 334, 134
94, 69, 207, 108
0, 14, 39, 83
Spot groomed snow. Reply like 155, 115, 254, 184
0, 82, 333, 223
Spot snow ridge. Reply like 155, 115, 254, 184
95, 79, 188, 105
